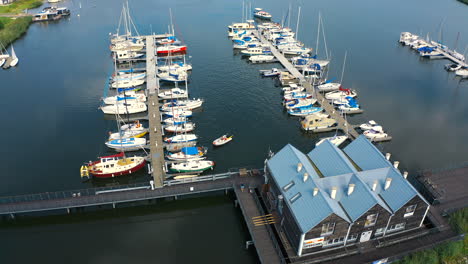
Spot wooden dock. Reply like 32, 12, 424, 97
145, 36, 166, 187
255, 31, 360, 139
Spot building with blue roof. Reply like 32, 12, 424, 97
263, 136, 430, 257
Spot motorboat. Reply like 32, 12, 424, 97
284, 98, 316, 110
164, 123, 195, 133
279, 71, 298, 86
325, 88, 357, 100
316, 135, 348, 147
163, 117, 188, 125
32, 7, 62, 22
105, 137, 147, 152
115, 50, 144, 61
261, 68, 283, 77
332, 96, 355, 106
156, 36, 180, 45
301, 114, 336, 131
166, 147, 207, 161
288, 106, 323, 116
418, 47, 445, 59
158, 88, 188, 99
100, 102, 147, 115
156, 45, 187, 54
80, 152, 146, 179
213, 134, 233, 146
317, 82, 341, 92
445, 63, 462, 72
162, 109, 193, 118
283, 92, 312, 100
108, 121, 148, 140
359, 120, 382, 131
161, 99, 204, 111
253, 8, 272, 20
110, 39, 145, 52
110, 78, 145, 88
363, 127, 388, 141
241, 47, 272, 56
399, 32, 418, 45
282, 83, 305, 94
249, 55, 275, 63
455, 68, 468, 78
337, 98, 360, 112
228, 22, 256, 33
169, 160, 215, 173
103, 92, 146, 105
164, 134, 198, 143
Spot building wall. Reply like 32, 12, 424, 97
386, 195, 429, 234
347, 204, 392, 242
302, 213, 350, 254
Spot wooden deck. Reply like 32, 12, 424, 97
255, 31, 360, 139
235, 186, 284, 264
145, 36, 166, 187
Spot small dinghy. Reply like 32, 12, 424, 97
164, 123, 195, 133
105, 137, 147, 152
445, 63, 462, 72
166, 147, 207, 161
164, 134, 198, 143
169, 160, 215, 173
315, 135, 348, 147
213, 134, 233, 146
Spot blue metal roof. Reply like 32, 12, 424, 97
267, 144, 350, 233
344, 135, 392, 170
308, 139, 357, 177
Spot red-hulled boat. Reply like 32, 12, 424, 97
157, 45, 187, 54
80, 152, 146, 180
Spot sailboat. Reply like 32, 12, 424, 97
166, 147, 207, 161
315, 135, 348, 147
105, 137, 147, 152
9, 45, 18, 67
80, 152, 146, 179
108, 120, 148, 140
169, 160, 215, 173
164, 122, 195, 133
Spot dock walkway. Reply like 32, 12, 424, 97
255, 31, 360, 139
145, 36, 165, 187
235, 186, 284, 264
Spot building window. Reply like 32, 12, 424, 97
283, 181, 295, 192
290, 192, 302, 203
387, 223, 406, 233
364, 213, 378, 227
375, 227, 385, 236
323, 237, 345, 247
347, 234, 358, 242
321, 222, 335, 236
404, 205, 417, 218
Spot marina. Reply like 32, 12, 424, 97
1, 0, 468, 263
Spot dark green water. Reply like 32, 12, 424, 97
0, 0, 467, 262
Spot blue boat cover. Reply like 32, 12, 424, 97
117, 87, 138, 93
313, 63, 321, 70
117, 96, 136, 101
296, 59, 307, 65
182, 147, 199, 155
120, 68, 135, 73
233, 39, 245, 44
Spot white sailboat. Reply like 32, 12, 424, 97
100, 102, 147, 115
103, 91, 146, 105
316, 136, 348, 147
108, 121, 148, 140
9, 45, 18, 67
110, 78, 145, 88
158, 88, 188, 99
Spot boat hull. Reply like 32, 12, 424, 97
92, 159, 146, 178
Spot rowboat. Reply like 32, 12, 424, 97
213, 134, 233, 146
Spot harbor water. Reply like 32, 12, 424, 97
0, 0, 467, 262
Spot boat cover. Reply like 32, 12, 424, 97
182, 147, 199, 155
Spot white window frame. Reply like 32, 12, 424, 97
347, 234, 358, 242
323, 237, 345, 247
375, 227, 385, 236
404, 204, 417, 218
364, 213, 379, 227
387, 222, 406, 233
321, 222, 335, 236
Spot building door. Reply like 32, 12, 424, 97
360, 231, 372, 242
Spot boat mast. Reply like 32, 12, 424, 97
320, 15, 329, 60
340, 50, 347, 85
315, 12, 321, 58
295, 6, 301, 41
126, 1, 140, 37
453, 32, 460, 52
241, 1, 244, 22
287, 1, 292, 28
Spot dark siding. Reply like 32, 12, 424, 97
281, 203, 302, 254
348, 204, 392, 241
386, 195, 429, 234
302, 213, 350, 254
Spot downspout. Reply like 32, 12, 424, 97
383, 214, 393, 237
297, 233, 305, 256
419, 205, 430, 227
343, 222, 353, 246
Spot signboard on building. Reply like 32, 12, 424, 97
303, 237, 324, 249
